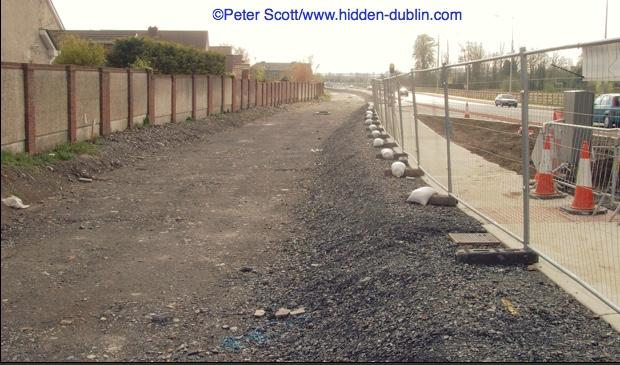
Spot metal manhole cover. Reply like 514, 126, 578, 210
449, 233, 501, 245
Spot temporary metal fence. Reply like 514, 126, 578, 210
372, 38, 620, 313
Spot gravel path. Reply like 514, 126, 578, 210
231, 101, 620, 362
1, 92, 618, 362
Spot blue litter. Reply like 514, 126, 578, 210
245, 328, 267, 344
221, 336, 243, 353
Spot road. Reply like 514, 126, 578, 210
402, 92, 556, 126
331, 87, 557, 126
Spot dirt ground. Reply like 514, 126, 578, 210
2, 93, 619, 362
418, 115, 539, 177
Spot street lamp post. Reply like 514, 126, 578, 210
495, 14, 515, 93
509, 17, 514, 93
605, 0, 609, 39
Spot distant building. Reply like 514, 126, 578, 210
1, 0, 64, 63
46, 26, 210, 52
208, 46, 250, 79
251, 62, 313, 82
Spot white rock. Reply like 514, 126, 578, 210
391, 161, 407, 177
2, 195, 30, 209
381, 148, 395, 159
364, 118, 373, 125
368, 124, 377, 131
254, 309, 266, 317
371, 130, 382, 138
372, 138, 384, 147
275, 308, 290, 318
290, 307, 306, 316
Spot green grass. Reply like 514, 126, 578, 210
1, 141, 98, 168
319, 91, 332, 102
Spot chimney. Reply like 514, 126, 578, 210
147, 26, 158, 38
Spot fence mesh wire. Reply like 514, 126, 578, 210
373, 39, 620, 312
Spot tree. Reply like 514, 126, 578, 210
290, 63, 313, 82
53, 35, 105, 66
233, 47, 250, 63
412, 34, 436, 70
251, 65, 265, 81
107, 37, 225, 75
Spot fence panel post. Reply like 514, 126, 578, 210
127, 68, 134, 129
520, 47, 531, 247
382, 79, 388, 133
191, 74, 197, 119
396, 79, 404, 148
207, 75, 213, 116
147, 70, 155, 123
171, 75, 177, 122
410, 71, 421, 167
442, 64, 453, 193
67, 65, 77, 141
99, 68, 111, 136
23, 64, 36, 154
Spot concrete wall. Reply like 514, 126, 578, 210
195, 76, 208, 119
224, 77, 232, 113
249, 80, 256, 107
109, 72, 128, 132
1, 68, 25, 152
133, 72, 148, 126
75, 70, 100, 141
211, 76, 222, 114
175, 76, 192, 122
1, 0, 63, 64
256, 81, 263, 106
1, 63, 323, 155
154, 76, 172, 124
33, 69, 67, 151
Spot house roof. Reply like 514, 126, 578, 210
47, 0, 65, 30
253, 62, 311, 72
46, 29, 209, 50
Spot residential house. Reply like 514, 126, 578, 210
46, 26, 210, 53
1, 0, 64, 63
209, 46, 250, 79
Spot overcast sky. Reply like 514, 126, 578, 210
52, 0, 619, 73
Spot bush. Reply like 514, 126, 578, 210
107, 37, 225, 75
53, 35, 106, 66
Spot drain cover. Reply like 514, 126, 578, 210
449, 233, 500, 246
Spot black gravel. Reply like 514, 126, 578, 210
238, 106, 620, 362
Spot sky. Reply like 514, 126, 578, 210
52, 0, 620, 74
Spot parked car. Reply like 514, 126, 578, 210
593, 93, 620, 128
495, 93, 518, 107
399, 87, 409, 97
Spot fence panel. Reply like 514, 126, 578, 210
373, 39, 620, 312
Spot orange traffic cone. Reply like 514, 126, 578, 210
561, 140, 605, 215
531, 134, 563, 199
464, 102, 470, 118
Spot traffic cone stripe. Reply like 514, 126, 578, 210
570, 140, 596, 211
532, 134, 560, 197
